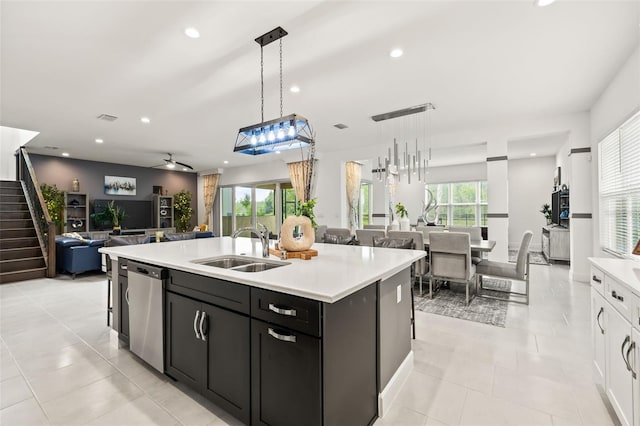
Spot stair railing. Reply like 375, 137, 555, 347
17, 147, 56, 278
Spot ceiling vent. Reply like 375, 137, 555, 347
43, 146, 59, 150
333, 123, 349, 129
97, 114, 118, 122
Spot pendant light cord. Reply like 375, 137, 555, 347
279, 38, 283, 118
260, 45, 264, 123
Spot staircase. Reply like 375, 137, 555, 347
0, 181, 47, 283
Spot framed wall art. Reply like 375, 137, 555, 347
104, 175, 136, 196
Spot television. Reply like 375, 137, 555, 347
551, 190, 560, 225
91, 199, 153, 230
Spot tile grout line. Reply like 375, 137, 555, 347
7, 277, 185, 425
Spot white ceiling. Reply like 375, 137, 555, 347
1, 1, 638, 172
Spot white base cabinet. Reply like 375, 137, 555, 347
589, 259, 640, 426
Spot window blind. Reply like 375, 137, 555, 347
599, 111, 640, 256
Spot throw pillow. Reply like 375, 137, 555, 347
372, 236, 414, 249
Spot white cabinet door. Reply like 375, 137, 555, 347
592, 288, 607, 385
606, 306, 634, 426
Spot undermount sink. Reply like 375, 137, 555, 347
192, 255, 290, 272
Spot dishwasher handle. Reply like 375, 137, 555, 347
127, 261, 167, 280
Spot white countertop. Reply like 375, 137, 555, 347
100, 237, 425, 303
589, 257, 640, 295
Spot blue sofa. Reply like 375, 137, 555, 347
55, 236, 106, 278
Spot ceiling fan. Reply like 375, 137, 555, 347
151, 153, 193, 171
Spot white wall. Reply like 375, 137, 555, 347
508, 156, 556, 251
0, 126, 39, 180
590, 44, 640, 258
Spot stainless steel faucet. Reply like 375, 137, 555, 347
231, 223, 270, 258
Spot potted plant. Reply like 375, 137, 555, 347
174, 190, 194, 232
540, 203, 552, 225
40, 183, 65, 234
395, 202, 410, 231
298, 198, 317, 229
91, 200, 125, 233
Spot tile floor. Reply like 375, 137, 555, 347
0, 264, 617, 425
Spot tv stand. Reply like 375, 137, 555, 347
541, 225, 570, 262
87, 227, 176, 240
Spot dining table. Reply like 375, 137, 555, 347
424, 239, 497, 252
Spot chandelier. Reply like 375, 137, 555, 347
371, 102, 435, 185
234, 27, 314, 155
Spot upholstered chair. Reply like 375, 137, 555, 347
388, 230, 428, 296
475, 231, 533, 305
428, 231, 477, 305
448, 226, 483, 264
356, 229, 386, 247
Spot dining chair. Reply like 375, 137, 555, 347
448, 226, 483, 264
428, 231, 477, 305
416, 225, 445, 242
475, 231, 533, 305
104, 234, 151, 325
356, 229, 386, 247
324, 227, 352, 238
363, 224, 386, 230
373, 236, 416, 339
388, 230, 429, 296
314, 225, 328, 243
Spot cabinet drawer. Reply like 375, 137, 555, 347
251, 288, 321, 337
591, 266, 605, 296
167, 270, 250, 315
605, 275, 637, 323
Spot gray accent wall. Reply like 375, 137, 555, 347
30, 154, 198, 230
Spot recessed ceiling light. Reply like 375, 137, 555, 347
275, 151, 281, 154
166, 163, 175, 169
95, 138, 104, 144
530, 152, 537, 157
184, 27, 200, 39
390, 48, 403, 58
223, 160, 229, 164
534, 0, 555, 6
62, 152, 70, 157
140, 117, 151, 124
182, 167, 188, 171
290, 85, 300, 93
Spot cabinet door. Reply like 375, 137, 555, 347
592, 288, 607, 385
119, 276, 129, 342
251, 319, 321, 426
165, 292, 205, 391
201, 303, 250, 424
605, 306, 634, 426
633, 329, 640, 426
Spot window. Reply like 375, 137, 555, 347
359, 182, 371, 226
219, 181, 294, 236
599, 110, 640, 256
426, 181, 487, 226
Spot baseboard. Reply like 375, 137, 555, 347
378, 350, 413, 417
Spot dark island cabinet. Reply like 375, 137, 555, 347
251, 319, 322, 426
165, 291, 250, 424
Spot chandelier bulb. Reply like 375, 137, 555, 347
277, 126, 285, 140
250, 134, 258, 145
288, 126, 296, 137
268, 129, 276, 142
259, 132, 266, 143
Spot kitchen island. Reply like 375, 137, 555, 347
101, 237, 425, 426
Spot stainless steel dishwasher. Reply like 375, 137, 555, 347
127, 260, 167, 373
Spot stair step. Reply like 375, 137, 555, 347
0, 219, 34, 229
0, 194, 26, 202
0, 247, 43, 261
2, 237, 40, 249
0, 268, 47, 284
0, 228, 37, 239
0, 211, 32, 220
0, 181, 22, 188
0, 257, 46, 273
0, 202, 29, 212
0, 187, 24, 196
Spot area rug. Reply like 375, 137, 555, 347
414, 278, 510, 327
508, 249, 548, 265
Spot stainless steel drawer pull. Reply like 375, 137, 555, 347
194, 310, 201, 339
627, 341, 636, 379
268, 328, 297, 343
268, 303, 297, 317
199, 312, 207, 342
596, 307, 605, 335
592, 275, 602, 284
622, 336, 631, 371
611, 291, 624, 302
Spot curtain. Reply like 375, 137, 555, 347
345, 161, 362, 233
288, 160, 312, 202
202, 174, 220, 227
